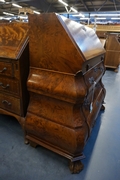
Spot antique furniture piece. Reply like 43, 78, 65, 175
25, 13, 106, 173
90, 25, 120, 72
0, 22, 29, 128
104, 33, 120, 72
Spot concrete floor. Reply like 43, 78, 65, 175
0, 68, 120, 180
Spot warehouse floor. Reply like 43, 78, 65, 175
0, 67, 120, 180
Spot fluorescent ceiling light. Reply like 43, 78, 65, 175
58, 0, 68, 7
12, 3, 22, 8
80, 18, 89, 20
3, 17, 13, 20
0, 0, 5, 2
96, 18, 106, 20
3, 12, 14, 16
90, 14, 120, 17
18, 15, 28, 19
70, 7, 78, 13
72, 13, 85, 17
111, 17, 120, 19
33, 11, 40, 14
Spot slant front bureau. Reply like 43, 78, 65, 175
25, 13, 106, 173
0, 22, 29, 128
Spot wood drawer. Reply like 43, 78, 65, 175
0, 61, 13, 77
0, 93, 21, 115
0, 77, 19, 95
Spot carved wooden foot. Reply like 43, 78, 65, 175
29, 141, 38, 148
100, 104, 105, 111
24, 131, 29, 145
24, 138, 29, 145
69, 160, 84, 174
114, 68, 118, 73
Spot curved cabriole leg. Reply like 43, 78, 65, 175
69, 160, 84, 174
100, 104, 105, 111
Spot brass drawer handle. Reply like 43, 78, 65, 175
84, 99, 90, 106
2, 100, 11, 106
0, 67, 7, 73
96, 101, 99, 107
0, 82, 9, 89
94, 67, 103, 72
88, 77, 96, 84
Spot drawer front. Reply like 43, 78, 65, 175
0, 93, 21, 115
84, 62, 105, 92
0, 61, 13, 77
82, 82, 105, 132
0, 77, 19, 95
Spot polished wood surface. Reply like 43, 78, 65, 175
59, 15, 105, 60
28, 13, 105, 74
0, 22, 28, 59
0, 22, 29, 128
25, 13, 106, 173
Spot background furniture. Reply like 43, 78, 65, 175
105, 33, 120, 72
89, 25, 120, 72
0, 22, 29, 128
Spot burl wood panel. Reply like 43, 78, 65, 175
0, 23, 28, 59
59, 16, 105, 60
28, 13, 105, 74
27, 68, 87, 103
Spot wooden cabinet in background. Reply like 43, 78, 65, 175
94, 25, 120, 72
105, 33, 120, 72
0, 22, 29, 128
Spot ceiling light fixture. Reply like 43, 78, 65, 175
33, 11, 40, 14
70, 7, 78, 13
0, 0, 5, 2
80, 18, 89, 20
72, 13, 85, 17
3, 12, 14, 16
18, 15, 28, 19
111, 17, 120, 20
58, 0, 68, 7
96, 17, 106, 19
90, 14, 120, 17
12, 3, 22, 8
